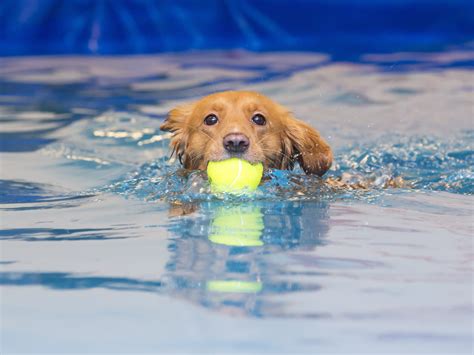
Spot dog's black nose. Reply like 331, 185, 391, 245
223, 133, 250, 153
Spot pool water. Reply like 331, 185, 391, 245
1, 51, 473, 353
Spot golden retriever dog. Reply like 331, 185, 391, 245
160, 91, 333, 176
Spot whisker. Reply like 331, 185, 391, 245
259, 147, 294, 161
192, 127, 220, 146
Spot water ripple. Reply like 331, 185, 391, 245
333, 133, 474, 195
101, 133, 473, 206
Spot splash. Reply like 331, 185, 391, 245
333, 132, 473, 195
102, 132, 473, 204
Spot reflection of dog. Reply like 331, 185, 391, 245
160, 91, 332, 176
164, 202, 329, 317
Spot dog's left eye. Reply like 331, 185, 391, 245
251, 113, 266, 126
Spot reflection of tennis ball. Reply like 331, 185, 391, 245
209, 206, 264, 246
207, 158, 263, 193
207, 280, 263, 293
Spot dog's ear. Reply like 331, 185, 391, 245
160, 103, 195, 162
282, 114, 333, 176
160, 103, 194, 132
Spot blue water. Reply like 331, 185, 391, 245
1, 51, 473, 353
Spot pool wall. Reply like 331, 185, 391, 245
1, 0, 473, 57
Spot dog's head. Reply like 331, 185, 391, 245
160, 91, 332, 176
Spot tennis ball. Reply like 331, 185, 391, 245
209, 206, 264, 247
207, 158, 263, 193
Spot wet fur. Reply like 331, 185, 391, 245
160, 91, 333, 176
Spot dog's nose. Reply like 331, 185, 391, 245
223, 133, 250, 153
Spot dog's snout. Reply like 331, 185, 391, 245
223, 133, 250, 153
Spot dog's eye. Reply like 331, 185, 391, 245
204, 114, 218, 126
251, 113, 266, 126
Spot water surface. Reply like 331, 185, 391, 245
0, 51, 473, 353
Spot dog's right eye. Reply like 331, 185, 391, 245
204, 114, 218, 126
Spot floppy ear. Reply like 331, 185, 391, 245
160, 103, 195, 162
282, 115, 333, 176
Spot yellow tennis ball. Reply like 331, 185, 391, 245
207, 158, 263, 193
209, 206, 264, 246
